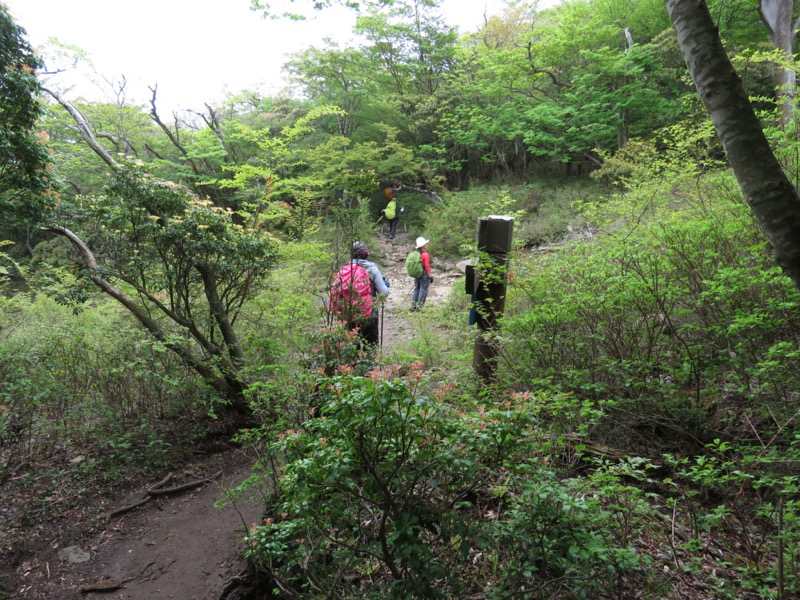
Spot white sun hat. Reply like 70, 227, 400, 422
415, 236, 429, 249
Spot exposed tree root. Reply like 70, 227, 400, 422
217, 564, 285, 600
107, 469, 223, 520
79, 575, 136, 594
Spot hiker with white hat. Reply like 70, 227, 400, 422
406, 236, 432, 312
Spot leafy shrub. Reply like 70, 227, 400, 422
241, 240, 332, 367
663, 437, 800, 598
513, 181, 595, 248
242, 373, 655, 598
0, 291, 204, 484
245, 373, 541, 598
502, 177, 800, 449
494, 466, 650, 599
420, 187, 525, 258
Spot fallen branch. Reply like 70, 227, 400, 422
147, 469, 222, 497
80, 580, 124, 594
148, 472, 174, 491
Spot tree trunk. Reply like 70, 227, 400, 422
45, 225, 251, 415
666, 0, 800, 293
759, 0, 797, 129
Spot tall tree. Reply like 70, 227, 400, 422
354, 0, 457, 147
758, 0, 799, 128
0, 4, 51, 227
41, 90, 279, 415
285, 43, 376, 137
666, 0, 800, 292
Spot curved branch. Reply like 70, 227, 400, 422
112, 271, 220, 355
42, 225, 237, 398
148, 85, 200, 175
199, 103, 229, 157
197, 264, 244, 366
97, 132, 137, 156
525, 42, 570, 88
42, 87, 119, 169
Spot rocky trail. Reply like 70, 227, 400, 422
372, 229, 462, 351
9, 450, 262, 600
6, 232, 461, 600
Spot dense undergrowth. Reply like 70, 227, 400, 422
3, 158, 800, 598
228, 167, 800, 597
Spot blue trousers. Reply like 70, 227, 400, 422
412, 272, 430, 309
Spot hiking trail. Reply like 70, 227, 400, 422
6, 232, 462, 600
372, 229, 462, 353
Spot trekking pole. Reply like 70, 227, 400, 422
380, 299, 384, 352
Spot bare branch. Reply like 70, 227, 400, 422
43, 87, 119, 168
148, 85, 200, 175
42, 225, 232, 396
624, 27, 635, 49
143, 143, 167, 160
96, 132, 137, 156
200, 103, 229, 156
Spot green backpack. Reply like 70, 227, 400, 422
405, 250, 423, 278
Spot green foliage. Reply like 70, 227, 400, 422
303, 125, 428, 198
305, 324, 369, 376
663, 435, 800, 597
421, 187, 525, 258
340, 167, 380, 200
244, 374, 537, 597
504, 162, 800, 451
401, 300, 474, 372
284, 43, 380, 139
42, 100, 166, 202
0, 290, 205, 484
101, 166, 278, 291
9, 1, 800, 598
239, 373, 659, 598
324, 194, 376, 262
512, 181, 594, 247
54, 165, 280, 405
0, 5, 52, 226
494, 466, 649, 598
241, 240, 332, 367
219, 104, 343, 203
416, 0, 687, 184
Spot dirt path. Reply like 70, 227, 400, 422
8, 235, 462, 600
10, 449, 261, 600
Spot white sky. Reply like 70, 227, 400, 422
5, 0, 553, 113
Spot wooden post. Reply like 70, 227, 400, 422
468, 216, 513, 382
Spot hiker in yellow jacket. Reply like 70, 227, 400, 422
382, 182, 400, 239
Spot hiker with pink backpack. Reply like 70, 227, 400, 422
329, 241, 390, 348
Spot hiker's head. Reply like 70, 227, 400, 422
352, 241, 369, 260
415, 236, 429, 249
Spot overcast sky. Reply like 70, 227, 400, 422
4, 0, 541, 113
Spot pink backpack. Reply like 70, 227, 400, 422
330, 262, 373, 322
